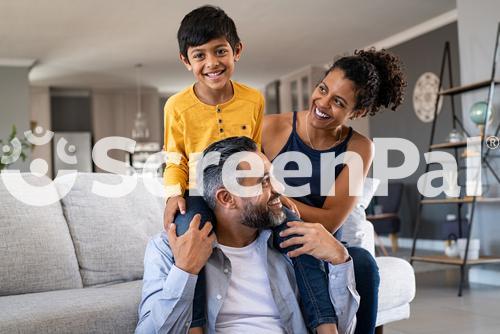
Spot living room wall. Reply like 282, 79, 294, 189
457, 0, 500, 285
369, 22, 462, 240
0, 65, 31, 171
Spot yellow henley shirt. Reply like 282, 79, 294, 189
163, 80, 264, 197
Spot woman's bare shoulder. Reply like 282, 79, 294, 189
262, 112, 294, 159
264, 112, 293, 130
348, 129, 374, 159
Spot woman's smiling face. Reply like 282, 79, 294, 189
309, 68, 360, 129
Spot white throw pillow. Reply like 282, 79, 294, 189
342, 178, 380, 254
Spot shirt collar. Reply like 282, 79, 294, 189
213, 229, 272, 250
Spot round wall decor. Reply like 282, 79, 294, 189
413, 72, 443, 123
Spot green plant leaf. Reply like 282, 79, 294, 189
9, 125, 17, 141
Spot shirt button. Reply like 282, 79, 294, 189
241, 125, 247, 130
218, 119, 222, 123
224, 268, 229, 274
216, 107, 221, 113
216, 294, 222, 300
220, 128, 224, 133
185, 322, 190, 327
331, 274, 337, 280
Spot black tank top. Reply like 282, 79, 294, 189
273, 112, 353, 210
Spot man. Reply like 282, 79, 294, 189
136, 137, 359, 334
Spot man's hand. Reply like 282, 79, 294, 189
163, 195, 186, 231
278, 221, 349, 265
168, 214, 216, 275
280, 195, 300, 218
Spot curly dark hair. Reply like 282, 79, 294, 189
328, 48, 407, 117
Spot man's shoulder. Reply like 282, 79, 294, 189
146, 231, 173, 257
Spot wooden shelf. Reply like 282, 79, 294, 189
411, 255, 500, 265
421, 197, 500, 204
439, 80, 500, 96
430, 136, 484, 150
422, 198, 473, 204
476, 197, 500, 203
366, 213, 398, 221
430, 141, 468, 150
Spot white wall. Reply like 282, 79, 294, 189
457, 0, 500, 285
92, 87, 161, 171
0, 66, 31, 171
30, 87, 52, 178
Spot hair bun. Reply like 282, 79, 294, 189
355, 48, 407, 113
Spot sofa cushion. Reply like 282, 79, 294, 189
57, 173, 164, 286
376, 304, 410, 327
343, 213, 375, 255
0, 173, 82, 296
342, 178, 379, 254
376, 256, 416, 313
0, 280, 141, 334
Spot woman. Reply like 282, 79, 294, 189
263, 49, 406, 334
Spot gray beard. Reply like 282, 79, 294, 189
240, 201, 286, 229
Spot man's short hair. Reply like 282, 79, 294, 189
199, 136, 257, 209
177, 5, 241, 59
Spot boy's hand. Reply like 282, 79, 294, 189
168, 214, 215, 275
280, 195, 300, 218
163, 195, 186, 231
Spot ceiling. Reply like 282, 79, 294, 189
0, 0, 456, 93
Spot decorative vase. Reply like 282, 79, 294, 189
444, 233, 459, 258
447, 128, 464, 143
469, 101, 493, 136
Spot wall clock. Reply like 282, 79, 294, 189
413, 72, 443, 123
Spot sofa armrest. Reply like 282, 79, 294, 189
375, 256, 416, 326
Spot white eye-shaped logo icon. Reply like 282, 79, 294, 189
56, 137, 77, 165
24, 126, 54, 146
1, 138, 23, 165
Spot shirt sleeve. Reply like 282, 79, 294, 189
252, 92, 265, 150
135, 236, 198, 334
163, 101, 189, 197
327, 259, 360, 334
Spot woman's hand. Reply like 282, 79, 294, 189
279, 221, 349, 265
163, 195, 186, 231
280, 195, 300, 218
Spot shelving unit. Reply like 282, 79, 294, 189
439, 80, 500, 96
410, 22, 500, 297
126, 142, 162, 174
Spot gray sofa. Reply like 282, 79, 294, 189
0, 173, 415, 333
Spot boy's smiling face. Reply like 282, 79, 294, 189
180, 37, 242, 93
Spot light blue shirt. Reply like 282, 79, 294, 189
136, 230, 359, 334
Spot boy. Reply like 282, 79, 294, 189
163, 5, 263, 226
161, 6, 339, 334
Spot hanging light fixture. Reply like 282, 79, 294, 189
131, 63, 150, 141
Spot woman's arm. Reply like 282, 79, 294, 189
290, 133, 374, 233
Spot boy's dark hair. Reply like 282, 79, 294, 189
199, 136, 257, 209
327, 48, 407, 117
177, 5, 241, 59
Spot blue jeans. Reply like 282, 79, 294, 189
173, 195, 337, 330
347, 246, 380, 334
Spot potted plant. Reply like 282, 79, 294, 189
0, 125, 32, 171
